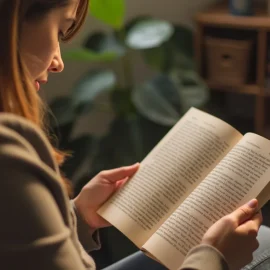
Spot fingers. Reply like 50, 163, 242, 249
116, 177, 129, 190
237, 211, 262, 236
230, 199, 258, 226
100, 163, 140, 183
252, 210, 263, 228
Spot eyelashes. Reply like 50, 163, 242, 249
58, 31, 65, 41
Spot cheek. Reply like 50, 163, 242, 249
22, 53, 48, 78
20, 25, 56, 79
21, 42, 54, 79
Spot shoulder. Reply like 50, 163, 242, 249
0, 113, 59, 173
0, 112, 45, 139
0, 114, 71, 235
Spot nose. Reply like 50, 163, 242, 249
48, 44, 64, 73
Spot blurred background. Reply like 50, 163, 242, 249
40, 0, 270, 268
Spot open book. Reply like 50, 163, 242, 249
98, 107, 270, 270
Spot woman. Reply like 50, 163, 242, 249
0, 0, 262, 269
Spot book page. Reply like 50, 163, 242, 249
98, 108, 242, 247
143, 133, 270, 270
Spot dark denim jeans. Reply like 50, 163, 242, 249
242, 225, 270, 270
103, 251, 166, 270
104, 226, 270, 270
243, 248, 270, 270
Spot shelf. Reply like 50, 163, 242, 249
195, 2, 269, 136
206, 81, 260, 95
196, 3, 270, 30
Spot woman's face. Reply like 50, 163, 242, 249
20, 0, 79, 91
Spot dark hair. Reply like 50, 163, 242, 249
25, 0, 69, 18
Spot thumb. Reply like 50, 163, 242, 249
230, 199, 258, 226
100, 163, 140, 183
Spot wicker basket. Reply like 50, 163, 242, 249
205, 37, 253, 85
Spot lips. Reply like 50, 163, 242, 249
35, 80, 47, 91
35, 81, 40, 91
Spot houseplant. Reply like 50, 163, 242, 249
50, 0, 209, 185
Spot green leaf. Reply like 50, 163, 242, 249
142, 45, 195, 72
140, 25, 195, 71
132, 75, 181, 126
114, 16, 151, 44
63, 48, 118, 62
72, 70, 117, 114
172, 51, 195, 70
126, 19, 174, 49
132, 72, 209, 126
90, 0, 125, 29
169, 69, 209, 112
84, 32, 126, 59
142, 46, 167, 71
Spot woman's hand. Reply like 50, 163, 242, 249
201, 199, 262, 270
73, 163, 140, 230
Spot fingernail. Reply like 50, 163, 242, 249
132, 162, 140, 166
248, 199, 257, 208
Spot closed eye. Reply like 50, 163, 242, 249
66, 22, 76, 36
60, 18, 77, 42
58, 31, 65, 41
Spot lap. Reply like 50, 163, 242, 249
242, 225, 270, 270
103, 225, 270, 270
102, 251, 166, 270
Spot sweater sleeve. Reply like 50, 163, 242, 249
70, 200, 101, 252
0, 114, 88, 270
180, 245, 229, 270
